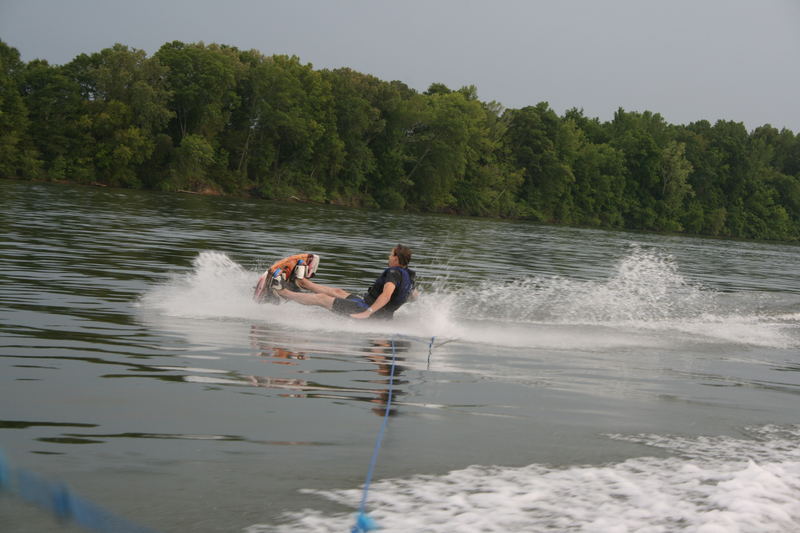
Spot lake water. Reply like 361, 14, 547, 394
1, 179, 799, 532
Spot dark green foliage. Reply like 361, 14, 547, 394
0, 41, 40, 178
3, 39, 800, 240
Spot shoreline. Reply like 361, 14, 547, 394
3, 175, 798, 245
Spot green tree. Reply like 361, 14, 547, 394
363, 80, 420, 210
22, 59, 92, 181
171, 134, 215, 190
675, 121, 727, 234
155, 41, 242, 141
227, 51, 341, 199
505, 102, 577, 221
404, 87, 485, 211
155, 41, 243, 191
658, 140, 694, 230
320, 68, 384, 204
63, 44, 172, 187
608, 108, 673, 229
564, 107, 610, 144
0, 40, 39, 178
453, 98, 524, 217
571, 141, 626, 227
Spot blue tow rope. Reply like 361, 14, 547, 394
0, 450, 158, 533
351, 337, 399, 532
350, 338, 397, 533
427, 335, 436, 370
351, 335, 436, 532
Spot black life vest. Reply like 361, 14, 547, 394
366, 266, 415, 310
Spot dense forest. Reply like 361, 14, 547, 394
2, 40, 800, 240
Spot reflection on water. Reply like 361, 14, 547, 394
258, 346, 308, 365
34, 431, 333, 447
358, 339, 409, 417
0, 420, 97, 430
246, 328, 408, 416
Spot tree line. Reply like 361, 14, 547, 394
2, 40, 799, 240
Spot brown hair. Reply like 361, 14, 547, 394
393, 244, 412, 266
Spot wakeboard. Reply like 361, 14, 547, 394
253, 253, 320, 304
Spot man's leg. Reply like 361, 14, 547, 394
295, 278, 350, 299
277, 289, 336, 310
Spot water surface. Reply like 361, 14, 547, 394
1, 180, 799, 532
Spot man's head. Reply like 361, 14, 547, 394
390, 244, 412, 267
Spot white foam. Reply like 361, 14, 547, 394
138, 250, 799, 351
139, 251, 263, 321
432, 248, 798, 349
245, 426, 800, 533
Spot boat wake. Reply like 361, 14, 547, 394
244, 425, 800, 533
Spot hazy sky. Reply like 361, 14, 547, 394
2, 0, 799, 131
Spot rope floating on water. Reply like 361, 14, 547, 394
351, 334, 436, 532
0, 450, 158, 533
351, 337, 399, 532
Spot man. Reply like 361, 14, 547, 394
276, 244, 417, 319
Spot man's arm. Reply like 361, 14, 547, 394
350, 282, 395, 319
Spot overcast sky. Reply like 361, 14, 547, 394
2, 0, 799, 131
